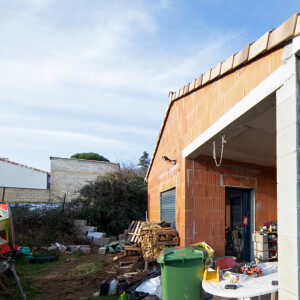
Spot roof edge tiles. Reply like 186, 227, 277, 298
145, 12, 300, 180
0, 158, 50, 175
296, 15, 300, 36
267, 13, 298, 50
248, 31, 271, 60
167, 12, 299, 104
202, 69, 211, 85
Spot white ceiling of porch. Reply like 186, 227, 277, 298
191, 92, 277, 168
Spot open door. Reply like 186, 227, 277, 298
225, 188, 251, 261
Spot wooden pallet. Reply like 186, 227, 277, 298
126, 221, 143, 243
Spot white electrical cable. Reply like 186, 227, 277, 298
213, 135, 226, 167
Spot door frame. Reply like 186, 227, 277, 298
225, 187, 255, 261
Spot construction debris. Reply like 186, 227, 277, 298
110, 220, 178, 298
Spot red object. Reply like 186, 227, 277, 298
242, 216, 249, 225
215, 257, 239, 270
241, 263, 262, 276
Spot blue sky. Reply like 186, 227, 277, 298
0, 1, 299, 171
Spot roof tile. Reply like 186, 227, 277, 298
183, 83, 190, 95
202, 70, 211, 85
233, 44, 250, 69
220, 55, 234, 75
267, 13, 298, 50
210, 63, 221, 80
295, 14, 300, 36
179, 88, 184, 97
195, 75, 203, 89
249, 31, 270, 60
189, 79, 196, 92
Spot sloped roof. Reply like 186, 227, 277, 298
0, 158, 50, 175
146, 12, 300, 180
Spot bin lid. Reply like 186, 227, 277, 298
157, 246, 204, 264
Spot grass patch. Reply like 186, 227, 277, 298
74, 259, 106, 277
0, 254, 108, 299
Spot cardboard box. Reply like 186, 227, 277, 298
252, 234, 268, 243
254, 249, 269, 260
254, 242, 268, 251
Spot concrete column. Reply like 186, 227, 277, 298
276, 42, 300, 299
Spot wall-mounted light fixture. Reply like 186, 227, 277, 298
162, 156, 176, 165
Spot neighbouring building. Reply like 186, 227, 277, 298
50, 157, 120, 201
0, 158, 50, 202
146, 13, 300, 299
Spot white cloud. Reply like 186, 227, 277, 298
0, 0, 249, 170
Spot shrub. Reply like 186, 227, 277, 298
68, 168, 147, 236
11, 203, 76, 247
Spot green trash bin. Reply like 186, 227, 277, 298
157, 246, 205, 300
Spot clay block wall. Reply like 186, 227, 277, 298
147, 48, 282, 252
0, 187, 50, 203
185, 156, 276, 257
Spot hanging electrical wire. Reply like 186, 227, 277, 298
213, 135, 226, 167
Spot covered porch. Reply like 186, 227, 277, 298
182, 38, 300, 299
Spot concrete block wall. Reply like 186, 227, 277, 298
50, 157, 119, 201
276, 41, 300, 299
147, 48, 281, 257
0, 187, 50, 203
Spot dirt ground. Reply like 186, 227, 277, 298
3, 251, 277, 300
30, 253, 118, 300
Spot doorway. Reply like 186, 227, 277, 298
225, 188, 251, 261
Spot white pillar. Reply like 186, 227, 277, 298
276, 41, 300, 299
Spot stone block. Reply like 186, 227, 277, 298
87, 232, 106, 239
92, 236, 116, 246
78, 225, 97, 234
73, 220, 87, 227
93, 237, 108, 247
68, 245, 90, 254
80, 247, 91, 255
85, 236, 93, 242
98, 247, 106, 255
108, 236, 117, 243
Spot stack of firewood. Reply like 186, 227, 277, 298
140, 226, 179, 260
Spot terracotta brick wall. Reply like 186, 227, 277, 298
185, 156, 276, 257
147, 48, 282, 256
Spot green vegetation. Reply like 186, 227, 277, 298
71, 152, 110, 162
70, 166, 147, 236
74, 259, 106, 277
11, 203, 76, 247
137, 151, 150, 176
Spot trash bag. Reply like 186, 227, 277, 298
135, 276, 161, 299
99, 279, 109, 296
106, 240, 125, 254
